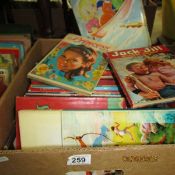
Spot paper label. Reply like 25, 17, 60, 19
67, 154, 91, 165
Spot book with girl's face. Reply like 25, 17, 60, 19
70, 0, 151, 50
27, 33, 111, 95
105, 45, 175, 108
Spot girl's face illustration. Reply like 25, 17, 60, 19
57, 50, 84, 72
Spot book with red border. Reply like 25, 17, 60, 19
104, 45, 175, 108
15, 96, 126, 149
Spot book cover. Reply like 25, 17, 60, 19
16, 96, 126, 111
27, 79, 122, 97
0, 48, 20, 68
15, 96, 125, 149
70, 0, 151, 49
0, 42, 25, 63
62, 109, 175, 147
27, 33, 110, 95
105, 45, 175, 108
0, 34, 32, 53
17, 109, 175, 149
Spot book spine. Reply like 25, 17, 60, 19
16, 96, 126, 111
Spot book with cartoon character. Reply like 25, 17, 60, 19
70, 0, 151, 50
104, 44, 175, 108
27, 33, 111, 95
18, 109, 175, 149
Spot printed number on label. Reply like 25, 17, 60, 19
67, 154, 91, 165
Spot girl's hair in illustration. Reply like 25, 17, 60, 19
61, 45, 97, 80
64, 45, 96, 63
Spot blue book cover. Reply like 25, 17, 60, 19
70, 0, 151, 50
27, 34, 110, 95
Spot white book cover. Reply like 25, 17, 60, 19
18, 110, 62, 149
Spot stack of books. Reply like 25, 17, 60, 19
14, 0, 175, 152
0, 33, 32, 97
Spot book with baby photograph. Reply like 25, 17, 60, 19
27, 33, 110, 95
104, 45, 175, 108
70, 0, 151, 50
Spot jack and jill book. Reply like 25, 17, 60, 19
27, 33, 111, 95
105, 45, 175, 108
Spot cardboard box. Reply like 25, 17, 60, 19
0, 39, 175, 175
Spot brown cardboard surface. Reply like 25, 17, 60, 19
0, 39, 175, 175
0, 145, 175, 175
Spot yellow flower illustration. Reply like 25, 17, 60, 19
92, 69, 102, 80
36, 64, 49, 75
82, 81, 94, 90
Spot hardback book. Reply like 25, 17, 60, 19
27, 78, 122, 96
16, 96, 126, 111
104, 44, 175, 108
27, 33, 111, 95
0, 34, 32, 53
70, 0, 151, 50
15, 96, 125, 149
18, 109, 175, 149
27, 85, 121, 95
0, 48, 20, 68
0, 42, 25, 64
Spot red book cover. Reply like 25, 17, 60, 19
16, 96, 126, 111
28, 78, 122, 96
0, 48, 20, 66
104, 45, 175, 108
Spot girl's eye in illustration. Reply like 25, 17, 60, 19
60, 55, 66, 59
72, 58, 79, 63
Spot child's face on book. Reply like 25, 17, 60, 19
57, 50, 84, 72
131, 63, 149, 75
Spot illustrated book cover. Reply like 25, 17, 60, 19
27, 33, 110, 95
18, 109, 175, 149
0, 41, 25, 64
70, 0, 151, 50
0, 34, 32, 52
104, 45, 175, 108
15, 96, 125, 149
